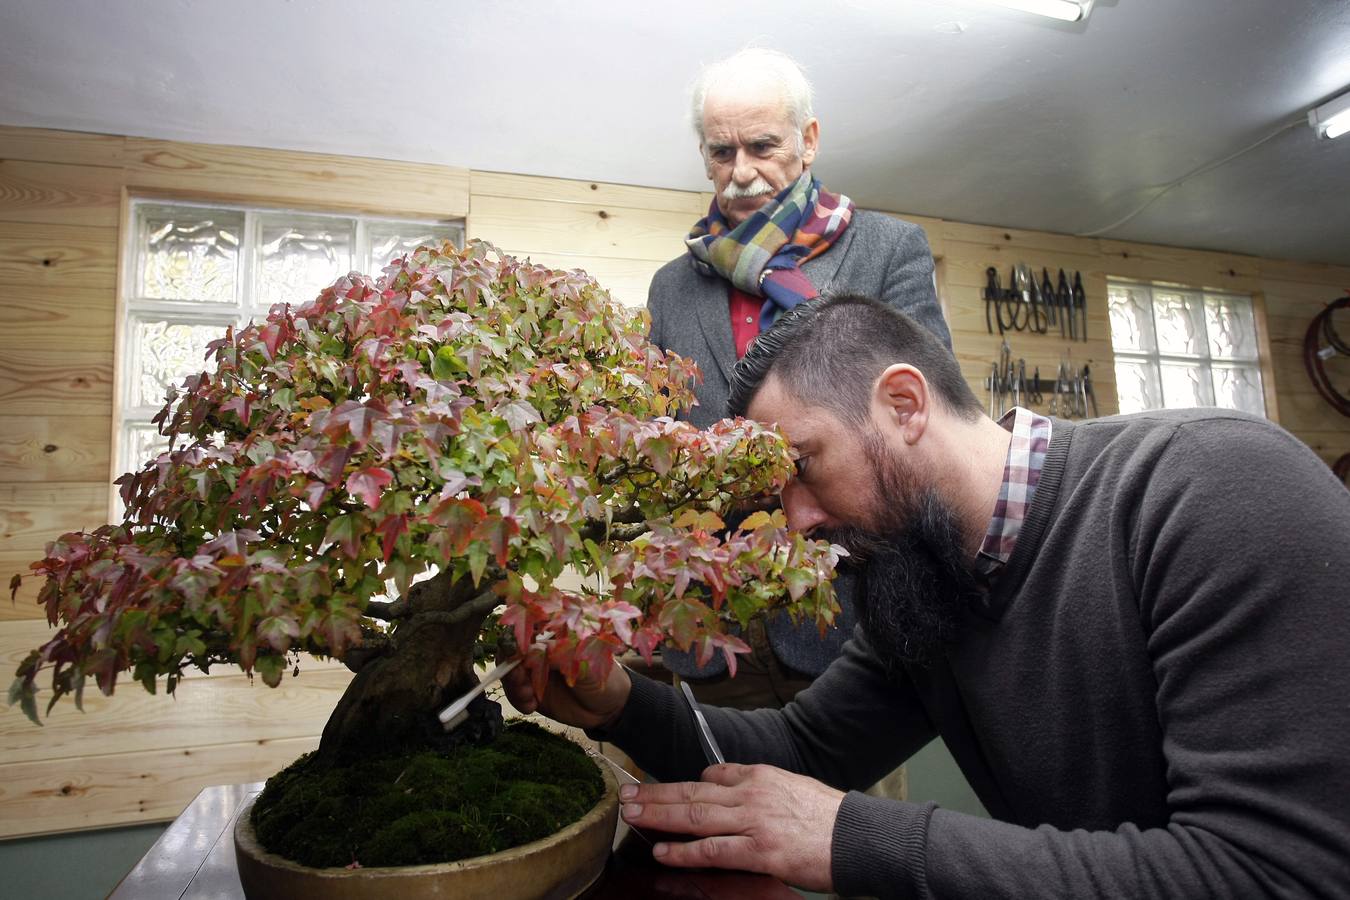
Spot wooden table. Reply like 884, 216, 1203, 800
109, 783, 809, 899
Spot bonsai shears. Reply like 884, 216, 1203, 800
678, 681, 726, 766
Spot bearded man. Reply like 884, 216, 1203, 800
506, 294, 1350, 898
648, 47, 951, 708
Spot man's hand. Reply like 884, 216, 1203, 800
618, 763, 844, 892
500, 652, 631, 731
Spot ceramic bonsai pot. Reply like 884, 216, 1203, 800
234, 754, 620, 900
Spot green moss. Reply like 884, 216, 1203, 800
250, 720, 605, 868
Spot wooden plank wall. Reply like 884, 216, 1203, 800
468, 170, 712, 307
1, 125, 1347, 839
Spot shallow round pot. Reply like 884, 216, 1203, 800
234, 755, 619, 900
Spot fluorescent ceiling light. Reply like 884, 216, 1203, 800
1308, 89, 1350, 140
976, 0, 1090, 22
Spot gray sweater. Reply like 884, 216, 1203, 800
593, 410, 1350, 898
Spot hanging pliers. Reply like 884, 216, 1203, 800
1041, 268, 1058, 329
984, 266, 1002, 334
1022, 264, 1048, 333
1073, 271, 1088, 343
1082, 364, 1100, 417
1057, 269, 1074, 341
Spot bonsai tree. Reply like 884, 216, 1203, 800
9, 240, 842, 766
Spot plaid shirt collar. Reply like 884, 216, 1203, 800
974, 407, 1053, 581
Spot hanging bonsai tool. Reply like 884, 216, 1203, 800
1021, 264, 1048, 333
1041, 268, 1058, 330
985, 266, 1003, 334
1029, 366, 1044, 406
1083, 364, 1100, 417
998, 265, 1028, 332
988, 360, 1001, 418
1303, 294, 1350, 417
1048, 361, 1064, 416
1073, 271, 1088, 342
999, 340, 1014, 417
1064, 350, 1083, 417
1057, 269, 1074, 340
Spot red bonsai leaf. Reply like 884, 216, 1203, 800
345, 467, 394, 509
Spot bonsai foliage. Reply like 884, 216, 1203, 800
9, 240, 841, 755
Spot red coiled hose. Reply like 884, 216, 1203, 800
1303, 295, 1350, 418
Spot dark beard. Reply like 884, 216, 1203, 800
817, 437, 980, 671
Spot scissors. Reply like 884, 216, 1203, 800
1028, 365, 1044, 405
1019, 264, 1048, 334
1040, 268, 1058, 329
997, 265, 1028, 332
1057, 269, 1075, 341
679, 681, 725, 766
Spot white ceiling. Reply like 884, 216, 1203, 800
3, 0, 1349, 265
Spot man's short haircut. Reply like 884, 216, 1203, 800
728, 294, 983, 425
690, 48, 814, 151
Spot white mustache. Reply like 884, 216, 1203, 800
721, 177, 775, 202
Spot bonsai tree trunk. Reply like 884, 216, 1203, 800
316, 569, 501, 762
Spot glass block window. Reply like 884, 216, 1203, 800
120, 200, 462, 475
1107, 280, 1265, 416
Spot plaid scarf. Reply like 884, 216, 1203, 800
686, 172, 854, 329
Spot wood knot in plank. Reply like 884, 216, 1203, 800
142, 150, 204, 172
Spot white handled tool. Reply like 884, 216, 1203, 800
438, 658, 520, 731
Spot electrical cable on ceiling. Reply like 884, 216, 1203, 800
1075, 116, 1305, 238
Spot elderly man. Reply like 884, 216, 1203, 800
507, 294, 1350, 898
648, 48, 951, 707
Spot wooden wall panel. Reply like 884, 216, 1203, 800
0, 348, 113, 416
0, 125, 128, 168
0, 479, 107, 533
469, 195, 690, 262
0, 416, 111, 483
471, 170, 705, 215
0, 160, 122, 228
470, 174, 695, 308
1097, 239, 1261, 292
1256, 257, 1350, 288
0, 668, 354, 766
0, 735, 321, 838
0, 285, 116, 353
0, 223, 118, 290
122, 137, 470, 220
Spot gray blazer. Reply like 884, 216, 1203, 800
646, 210, 951, 678
647, 210, 950, 429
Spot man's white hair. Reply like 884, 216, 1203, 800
690, 48, 815, 152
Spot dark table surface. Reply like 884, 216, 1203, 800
108, 783, 811, 899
